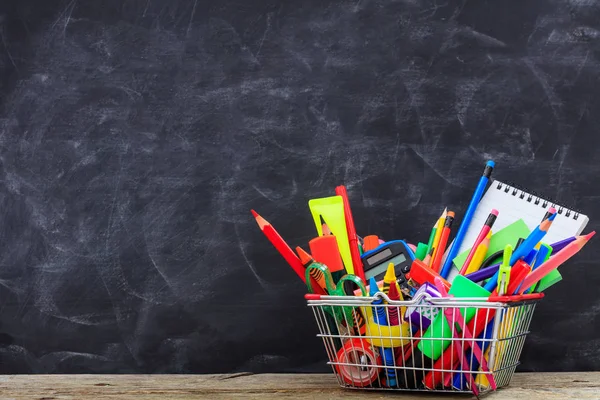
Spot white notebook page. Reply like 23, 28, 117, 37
456, 180, 589, 256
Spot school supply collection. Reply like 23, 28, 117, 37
251, 161, 594, 396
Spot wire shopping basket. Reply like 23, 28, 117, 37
306, 290, 543, 395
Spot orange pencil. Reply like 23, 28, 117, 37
431, 211, 455, 273
251, 210, 305, 283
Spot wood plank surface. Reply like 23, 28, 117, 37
0, 373, 597, 399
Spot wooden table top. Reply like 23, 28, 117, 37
0, 373, 597, 399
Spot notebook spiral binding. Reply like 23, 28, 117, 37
495, 181, 580, 221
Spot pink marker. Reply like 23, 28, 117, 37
459, 209, 499, 275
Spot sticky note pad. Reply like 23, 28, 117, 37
453, 219, 531, 272
536, 269, 563, 292
418, 275, 491, 360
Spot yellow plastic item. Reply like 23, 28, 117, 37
308, 196, 354, 274
362, 306, 411, 348
475, 347, 491, 387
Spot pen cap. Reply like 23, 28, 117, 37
363, 235, 380, 252
309, 235, 345, 273
405, 259, 451, 292
509, 260, 532, 295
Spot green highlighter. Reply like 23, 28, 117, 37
418, 275, 491, 360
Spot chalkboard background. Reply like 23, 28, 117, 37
0, 0, 598, 373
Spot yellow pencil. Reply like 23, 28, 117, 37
464, 231, 492, 275
429, 208, 447, 267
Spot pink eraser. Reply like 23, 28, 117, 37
548, 207, 557, 214
491, 209, 499, 216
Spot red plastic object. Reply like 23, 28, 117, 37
304, 294, 323, 300
488, 293, 544, 302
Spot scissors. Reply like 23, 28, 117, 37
479, 237, 525, 270
305, 262, 367, 327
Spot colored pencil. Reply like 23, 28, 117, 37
458, 209, 498, 275
542, 206, 557, 222
429, 208, 447, 267
518, 232, 595, 293
440, 160, 494, 278
464, 231, 491, 276
431, 211, 455, 272
485, 210, 557, 292
422, 246, 434, 266
426, 223, 437, 253
252, 210, 306, 283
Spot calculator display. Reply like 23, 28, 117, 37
365, 253, 407, 278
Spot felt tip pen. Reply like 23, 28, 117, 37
440, 160, 495, 278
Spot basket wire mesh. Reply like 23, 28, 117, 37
307, 291, 539, 395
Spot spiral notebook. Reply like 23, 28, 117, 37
456, 180, 590, 256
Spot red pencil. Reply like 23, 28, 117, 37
458, 209, 499, 275
335, 186, 365, 282
251, 210, 306, 283
431, 212, 455, 273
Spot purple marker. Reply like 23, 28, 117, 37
404, 283, 441, 330
466, 263, 500, 283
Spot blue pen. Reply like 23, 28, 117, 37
440, 160, 495, 279
484, 212, 556, 292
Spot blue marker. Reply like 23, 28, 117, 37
440, 160, 495, 279
484, 211, 556, 292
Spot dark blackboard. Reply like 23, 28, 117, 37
0, 0, 598, 373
